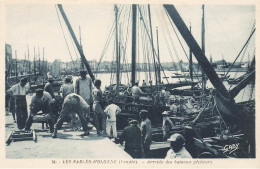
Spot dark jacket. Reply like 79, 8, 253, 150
120, 124, 142, 151
44, 82, 55, 98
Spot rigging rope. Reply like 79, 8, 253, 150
221, 23, 255, 83
163, 6, 202, 84
55, 5, 76, 69
96, 5, 125, 74
137, 5, 170, 85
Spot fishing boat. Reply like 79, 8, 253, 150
56, 4, 255, 158
162, 4, 255, 158
95, 4, 204, 130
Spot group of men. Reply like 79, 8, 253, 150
6, 69, 121, 139
6, 70, 193, 159
119, 109, 152, 158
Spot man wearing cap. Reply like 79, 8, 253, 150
105, 103, 121, 139
165, 133, 192, 158
131, 82, 146, 103
140, 109, 152, 157
44, 76, 55, 99
60, 76, 74, 98
25, 89, 55, 132
7, 77, 30, 129
119, 120, 143, 158
162, 111, 174, 140
75, 69, 93, 105
52, 93, 91, 138
169, 99, 180, 115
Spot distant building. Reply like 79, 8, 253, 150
5, 44, 12, 72
52, 60, 61, 77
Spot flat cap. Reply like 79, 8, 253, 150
35, 88, 43, 93
20, 77, 28, 82
168, 133, 186, 144
162, 111, 170, 115
129, 119, 139, 125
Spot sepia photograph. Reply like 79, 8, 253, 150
3, 1, 257, 165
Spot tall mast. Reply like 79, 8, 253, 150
43, 47, 45, 78
131, 4, 137, 86
15, 50, 18, 83
79, 26, 84, 69
114, 5, 120, 95
24, 52, 27, 75
189, 24, 193, 81
148, 4, 158, 89
38, 46, 41, 75
27, 45, 30, 75
156, 26, 161, 84
163, 5, 230, 99
201, 5, 206, 97
34, 47, 37, 82
222, 53, 225, 75
57, 4, 95, 81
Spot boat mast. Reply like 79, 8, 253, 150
38, 46, 41, 76
131, 4, 137, 87
189, 24, 193, 81
201, 5, 206, 100
15, 50, 18, 83
156, 26, 161, 84
148, 5, 158, 89
222, 54, 225, 75
24, 52, 27, 75
57, 4, 95, 82
34, 47, 37, 82
43, 47, 46, 81
114, 5, 120, 95
79, 26, 84, 69
27, 45, 30, 75
163, 5, 231, 100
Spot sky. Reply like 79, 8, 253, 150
5, 4, 255, 64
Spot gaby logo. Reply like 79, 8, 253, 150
223, 143, 239, 154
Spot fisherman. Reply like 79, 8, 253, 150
5, 80, 11, 116
75, 69, 93, 105
25, 88, 55, 132
165, 87, 171, 106
162, 111, 174, 141
119, 119, 143, 158
52, 93, 92, 138
140, 109, 152, 158
104, 103, 121, 139
92, 79, 107, 136
170, 100, 180, 115
60, 76, 74, 98
7, 77, 30, 129
44, 75, 55, 99
132, 82, 146, 103
165, 133, 192, 158
124, 83, 132, 96
142, 80, 147, 86
159, 87, 166, 105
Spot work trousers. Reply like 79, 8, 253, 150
54, 101, 90, 132
93, 102, 106, 134
143, 137, 152, 158
106, 120, 117, 138
25, 101, 54, 131
125, 149, 143, 159
9, 97, 16, 120
15, 96, 28, 130
162, 126, 170, 141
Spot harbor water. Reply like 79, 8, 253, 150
71, 70, 255, 103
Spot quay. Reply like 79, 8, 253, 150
5, 97, 131, 159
